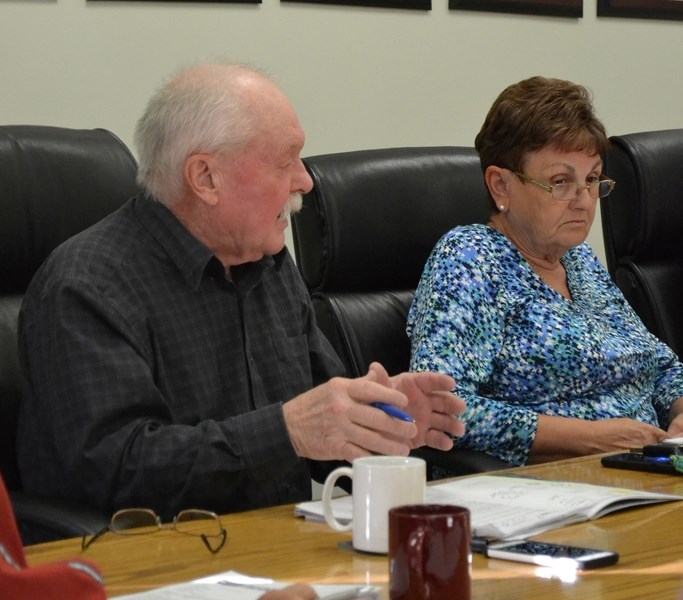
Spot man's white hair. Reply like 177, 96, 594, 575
134, 61, 273, 206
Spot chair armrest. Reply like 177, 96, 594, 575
412, 447, 513, 479
10, 490, 109, 545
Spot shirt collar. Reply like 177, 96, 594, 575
133, 194, 287, 290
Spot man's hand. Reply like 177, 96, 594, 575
386, 368, 465, 450
283, 362, 465, 463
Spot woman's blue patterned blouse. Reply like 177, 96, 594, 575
407, 224, 683, 465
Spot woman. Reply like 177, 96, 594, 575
408, 76, 683, 466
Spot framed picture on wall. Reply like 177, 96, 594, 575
87, 0, 261, 2
449, 0, 581, 17
282, 0, 431, 9
598, 0, 683, 21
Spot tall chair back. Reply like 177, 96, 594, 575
0, 125, 139, 542
292, 146, 510, 475
293, 146, 490, 376
601, 129, 683, 359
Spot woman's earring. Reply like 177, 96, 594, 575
498, 205, 505, 212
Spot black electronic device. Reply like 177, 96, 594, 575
601, 452, 680, 475
485, 539, 619, 570
642, 443, 681, 457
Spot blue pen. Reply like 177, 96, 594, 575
371, 401, 415, 423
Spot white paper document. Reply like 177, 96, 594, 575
114, 570, 379, 599
295, 474, 683, 541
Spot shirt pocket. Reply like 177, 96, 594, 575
265, 332, 313, 398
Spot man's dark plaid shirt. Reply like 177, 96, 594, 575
17, 195, 344, 518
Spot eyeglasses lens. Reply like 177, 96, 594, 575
111, 509, 160, 534
552, 179, 613, 201
175, 509, 223, 537
597, 179, 614, 198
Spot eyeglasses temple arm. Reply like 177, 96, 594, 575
200, 528, 227, 554
81, 525, 111, 550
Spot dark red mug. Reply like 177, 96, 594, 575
389, 504, 471, 600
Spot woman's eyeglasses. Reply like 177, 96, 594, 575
81, 508, 227, 554
514, 171, 616, 201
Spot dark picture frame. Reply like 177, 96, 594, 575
598, 0, 683, 21
88, 0, 260, 3
449, 0, 581, 18
282, 0, 431, 9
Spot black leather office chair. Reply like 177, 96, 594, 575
601, 129, 683, 360
0, 125, 139, 544
292, 146, 511, 477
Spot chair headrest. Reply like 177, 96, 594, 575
602, 129, 683, 272
292, 146, 490, 292
0, 126, 139, 292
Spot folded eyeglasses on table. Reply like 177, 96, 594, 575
81, 508, 227, 554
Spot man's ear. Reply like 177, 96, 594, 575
484, 166, 512, 205
184, 154, 221, 207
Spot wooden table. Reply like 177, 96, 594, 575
25, 454, 683, 599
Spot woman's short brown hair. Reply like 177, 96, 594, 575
475, 76, 610, 178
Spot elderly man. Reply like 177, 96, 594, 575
17, 62, 465, 519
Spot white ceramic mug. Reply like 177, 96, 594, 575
321, 455, 426, 554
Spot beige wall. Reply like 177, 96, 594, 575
2, 0, 682, 263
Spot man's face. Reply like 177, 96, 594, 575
211, 95, 313, 266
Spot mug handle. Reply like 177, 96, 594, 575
321, 466, 353, 532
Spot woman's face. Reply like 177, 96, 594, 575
505, 146, 602, 261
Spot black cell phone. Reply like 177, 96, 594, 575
601, 452, 680, 475
642, 443, 681, 457
486, 540, 619, 569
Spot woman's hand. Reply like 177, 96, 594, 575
667, 397, 683, 438
580, 418, 668, 453
530, 415, 668, 463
